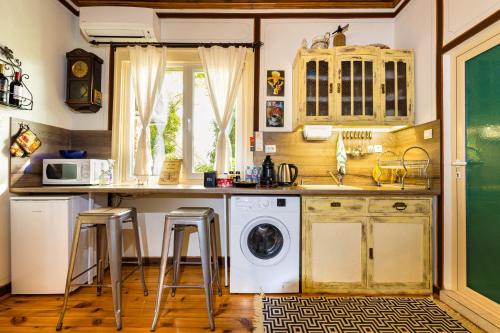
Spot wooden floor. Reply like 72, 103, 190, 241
0, 265, 255, 332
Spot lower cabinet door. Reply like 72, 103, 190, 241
367, 216, 431, 293
303, 215, 367, 292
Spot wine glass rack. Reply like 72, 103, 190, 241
0, 45, 33, 110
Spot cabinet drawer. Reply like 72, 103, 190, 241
304, 197, 366, 215
368, 198, 430, 215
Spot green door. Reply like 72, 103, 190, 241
465, 44, 500, 304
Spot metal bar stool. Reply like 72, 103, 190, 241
56, 207, 148, 331
151, 207, 222, 331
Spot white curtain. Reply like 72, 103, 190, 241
128, 45, 167, 176
199, 46, 246, 173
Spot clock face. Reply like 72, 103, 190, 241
71, 60, 89, 78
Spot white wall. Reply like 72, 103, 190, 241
394, 0, 436, 124
0, 0, 87, 287
443, 0, 500, 45
260, 18, 395, 131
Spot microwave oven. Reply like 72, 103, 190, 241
42, 159, 111, 185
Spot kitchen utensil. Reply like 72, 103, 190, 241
260, 155, 276, 186
311, 32, 331, 49
277, 163, 299, 186
59, 150, 87, 159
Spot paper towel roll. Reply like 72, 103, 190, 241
303, 125, 333, 141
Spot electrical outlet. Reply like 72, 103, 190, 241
367, 145, 374, 153
374, 145, 383, 153
265, 145, 277, 153
424, 129, 433, 140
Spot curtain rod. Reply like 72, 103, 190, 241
89, 40, 263, 49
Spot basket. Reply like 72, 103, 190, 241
159, 159, 182, 185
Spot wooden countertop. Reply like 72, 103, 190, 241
10, 184, 440, 196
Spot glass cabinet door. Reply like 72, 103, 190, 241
302, 56, 333, 121
336, 56, 377, 122
381, 51, 413, 124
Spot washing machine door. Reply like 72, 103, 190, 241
240, 216, 291, 266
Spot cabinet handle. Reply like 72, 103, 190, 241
329, 83, 333, 93
381, 84, 385, 94
330, 201, 342, 208
392, 202, 408, 211
337, 83, 340, 93
369, 248, 374, 259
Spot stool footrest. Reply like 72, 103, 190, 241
162, 284, 204, 289
70, 264, 97, 282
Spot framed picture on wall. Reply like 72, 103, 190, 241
266, 100, 285, 128
266, 70, 285, 96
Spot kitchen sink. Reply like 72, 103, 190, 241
299, 184, 361, 190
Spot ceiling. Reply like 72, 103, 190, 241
67, 0, 403, 10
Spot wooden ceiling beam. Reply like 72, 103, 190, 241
67, 0, 402, 10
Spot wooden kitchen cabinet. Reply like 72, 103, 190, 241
302, 196, 432, 294
293, 47, 414, 129
334, 46, 379, 123
380, 49, 414, 125
293, 49, 334, 127
303, 215, 367, 291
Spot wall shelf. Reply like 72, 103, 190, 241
0, 46, 33, 110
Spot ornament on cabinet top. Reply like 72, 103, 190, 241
65, 48, 103, 113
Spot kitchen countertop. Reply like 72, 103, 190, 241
9, 184, 440, 196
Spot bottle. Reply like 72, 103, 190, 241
9, 71, 23, 107
0, 65, 8, 104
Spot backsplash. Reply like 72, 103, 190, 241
254, 120, 440, 187
9, 117, 112, 187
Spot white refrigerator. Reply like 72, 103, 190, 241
10, 195, 95, 294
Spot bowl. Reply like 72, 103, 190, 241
59, 150, 87, 159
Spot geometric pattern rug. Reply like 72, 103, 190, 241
255, 296, 478, 333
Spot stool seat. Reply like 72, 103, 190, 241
167, 207, 214, 218
80, 207, 134, 217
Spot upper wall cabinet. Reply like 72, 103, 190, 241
293, 49, 334, 126
293, 46, 414, 129
335, 46, 379, 123
380, 49, 414, 124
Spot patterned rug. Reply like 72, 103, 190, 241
255, 296, 478, 333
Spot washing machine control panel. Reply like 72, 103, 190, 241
234, 197, 290, 211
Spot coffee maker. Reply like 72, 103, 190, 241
260, 155, 276, 186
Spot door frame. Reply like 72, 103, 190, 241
444, 23, 500, 328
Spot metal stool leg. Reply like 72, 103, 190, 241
96, 224, 107, 296
131, 209, 148, 296
106, 217, 123, 331
210, 216, 222, 297
151, 219, 173, 331
198, 219, 215, 331
56, 218, 83, 331
171, 226, 184, 297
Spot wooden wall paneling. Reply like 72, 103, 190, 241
9, 118, 71, 188
393, 120, 441, 183
9, 118, 113, 188
70, 130, 113, 160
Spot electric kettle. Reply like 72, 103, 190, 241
277, 163, 299, 186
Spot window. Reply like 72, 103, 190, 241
112, 48, 252, 184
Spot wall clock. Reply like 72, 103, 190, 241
66, 48, 103, 113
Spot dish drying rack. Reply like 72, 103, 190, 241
377, 146, 431, 190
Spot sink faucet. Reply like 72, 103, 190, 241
328, 169, 344, 186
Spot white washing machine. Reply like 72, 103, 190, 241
230, 196, 300, 293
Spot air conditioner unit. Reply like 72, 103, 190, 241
79, 7, 160, 42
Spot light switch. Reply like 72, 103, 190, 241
255, 131, 263, 151
374, 145, 383, 153
424, 129, 433, 140
265, 145, 276, 153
